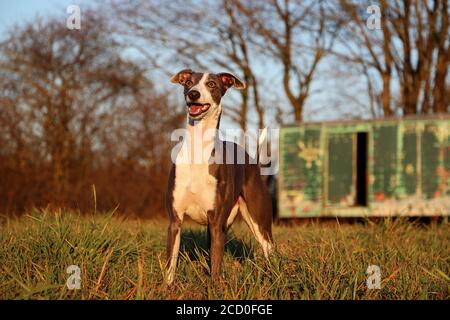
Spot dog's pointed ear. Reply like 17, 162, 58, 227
170, 69, 193, 85
217, 72, 246, 90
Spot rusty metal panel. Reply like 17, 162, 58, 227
372, 123, 398, 201
302, 128, 322, 202
278, 126, 323, 217
422, 123, 441, 199
400, 123, 417, 196
430, 120, 450, 214
371, 120, 450, 216
327, 133, 354, 206
278, 117, 450, 218
280, 128, 303, 192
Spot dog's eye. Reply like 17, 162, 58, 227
185, 80, 193, 87
206, 81, 216, 88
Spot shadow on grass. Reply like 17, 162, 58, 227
180, 228, 254, 262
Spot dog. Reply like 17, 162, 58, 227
165, 69, 273, 284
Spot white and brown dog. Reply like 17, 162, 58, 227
165, 69, 273, 284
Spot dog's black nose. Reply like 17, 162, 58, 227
187, 90, 200, 101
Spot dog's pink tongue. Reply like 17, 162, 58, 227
189, 104, 203, 115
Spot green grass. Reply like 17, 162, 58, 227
0, 209, 448, 299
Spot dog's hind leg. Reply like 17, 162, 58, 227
238, 196, 273, 259
165, 215, 182, 285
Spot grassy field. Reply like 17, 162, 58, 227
0, 209, 448, 300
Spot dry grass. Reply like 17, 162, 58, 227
0, 209, 448, 299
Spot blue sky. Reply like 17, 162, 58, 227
0, 0, 83, 36
0, 1, 372, 125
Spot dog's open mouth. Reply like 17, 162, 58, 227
187, 103, 211, 117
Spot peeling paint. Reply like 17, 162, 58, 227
278, 116, 450, 218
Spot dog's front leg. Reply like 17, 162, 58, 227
165, 216, 182, 285
207, 211, 227, 281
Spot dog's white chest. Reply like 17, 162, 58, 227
172, 148, 217, 225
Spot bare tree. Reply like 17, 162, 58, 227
233, 0, 338, 122
109, 0, 267, 129
0, 12, 182, 215
335, 0, 449, 116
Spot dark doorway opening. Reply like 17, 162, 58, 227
355, 132, 368, 206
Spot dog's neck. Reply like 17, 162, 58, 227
184, 104, 221, 164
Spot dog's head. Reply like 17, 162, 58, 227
170, 69, 245, 120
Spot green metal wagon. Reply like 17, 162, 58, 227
278, 115, 450, 217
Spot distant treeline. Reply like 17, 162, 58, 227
0, 12, 183, 216
0, 0, 448, 216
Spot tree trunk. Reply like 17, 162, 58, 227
381, 72, 392, 116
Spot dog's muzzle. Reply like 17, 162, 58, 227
187, 102, 211, 117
